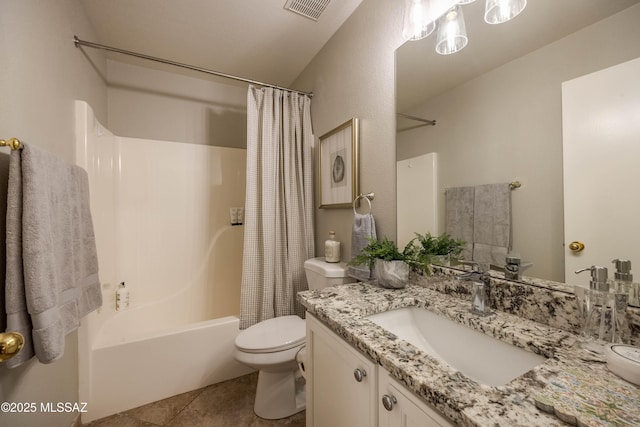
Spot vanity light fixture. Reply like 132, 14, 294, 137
435, 5, 468, 55
402, 0, 436, 41
484, 0, 527, 24
403, 0, 527, 55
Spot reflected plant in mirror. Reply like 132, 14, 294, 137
407, 232, 465, 269
395, 0, 640, 304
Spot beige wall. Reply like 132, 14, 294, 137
293, 0, 405, 260
0, 1, 107, 426
397, 5, 640, 282
107, 60, 247, 148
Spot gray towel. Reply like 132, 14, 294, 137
472, 183, 511, 266
444, 186, 474, 261
347, 213, 377, 281
5, 144, 102, 367
0, 153, 10, 332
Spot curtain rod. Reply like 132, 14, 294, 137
396, 113, 436, 126
73, 36, 313, 97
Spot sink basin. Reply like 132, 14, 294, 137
367, 307, 546, 386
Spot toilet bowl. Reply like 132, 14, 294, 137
234, 315, 306, 419
234, 257, 355, 419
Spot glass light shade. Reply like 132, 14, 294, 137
402, 0, 436, 41
435, 5, 468, 55
484, 0, 527, 24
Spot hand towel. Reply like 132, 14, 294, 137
347, 213, 377, 281
444, 186, 474, 261
0, 152, 10, 332
472, 183, 512, 266
5, 144, 102, 367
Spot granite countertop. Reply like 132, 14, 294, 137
297, 276, 640, 427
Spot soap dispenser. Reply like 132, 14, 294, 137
611, 259, 633, 294
610, 259, 632, 343
324, 231, 341, 263
575, 265, 611, 356
612, 259, 639, 306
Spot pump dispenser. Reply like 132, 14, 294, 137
575, 265, 609, 292
575, 266, 611, 356
610, 259, 632, 343
612, 259, 633, 281
116, 282, 130, 311
324, 231, 340, 263
611, 259, 638, 305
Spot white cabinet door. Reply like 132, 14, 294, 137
306, 314, 377, 427
378, 369, 454, 427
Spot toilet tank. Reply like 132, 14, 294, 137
304, 257, 355, 290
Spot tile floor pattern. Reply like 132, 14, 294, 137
85, 373, 305, 427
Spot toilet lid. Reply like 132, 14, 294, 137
236, 315, 305, 353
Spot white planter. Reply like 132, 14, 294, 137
374, 259, 409, 289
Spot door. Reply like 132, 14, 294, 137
378, 369, 453, 427
397, 153, 439, 249
306, 314, 377, 427
562, 57, 640, 288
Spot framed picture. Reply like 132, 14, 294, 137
319, 118, 359, 209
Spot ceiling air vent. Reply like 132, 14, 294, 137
284, 0, 331, 21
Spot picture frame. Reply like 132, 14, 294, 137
318, 118, 359, 209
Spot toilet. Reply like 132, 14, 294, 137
234, 257, 354, 419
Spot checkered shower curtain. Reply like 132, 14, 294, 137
239, 86, 315, 329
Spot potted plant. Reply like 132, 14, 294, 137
349, 237, 431, 289
409, 232, 465, 270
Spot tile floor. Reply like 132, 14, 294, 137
85, 373, 305, 426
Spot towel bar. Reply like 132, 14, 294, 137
353, 192, 374, 215
0, 332, 25, 362
0, 138, 23, 150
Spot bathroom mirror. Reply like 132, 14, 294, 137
395, 0, 640, 300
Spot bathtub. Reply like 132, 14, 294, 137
81, 314, 252, 422
75, 101, 252, 422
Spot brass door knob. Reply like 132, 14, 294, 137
0, 332, 25, 362
569, 241, 585, 252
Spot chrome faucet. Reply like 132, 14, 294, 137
504, 254, 533, 281
457, 262, 494, 316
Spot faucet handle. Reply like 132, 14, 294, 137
460, 260, 490, 273
505, 254, 521, 265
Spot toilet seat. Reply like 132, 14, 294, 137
235, 315, 305, 353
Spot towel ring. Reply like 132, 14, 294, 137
353, 192, 375, 215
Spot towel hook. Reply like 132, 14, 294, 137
353, 192, 374, 215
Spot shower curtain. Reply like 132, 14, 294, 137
240, 86, 315, 329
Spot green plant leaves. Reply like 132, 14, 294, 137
349, 232, 465, 276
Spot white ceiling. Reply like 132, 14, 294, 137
81, 0, 363, 88
397, 0, 640, 113
80, 0, 639, 100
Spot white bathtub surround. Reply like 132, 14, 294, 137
240, 86, 315, 329
75, 101, 251, 422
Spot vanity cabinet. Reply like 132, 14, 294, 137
378, 369, 454, 427
306, 314, 377, 427
306, 314, 453, 427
